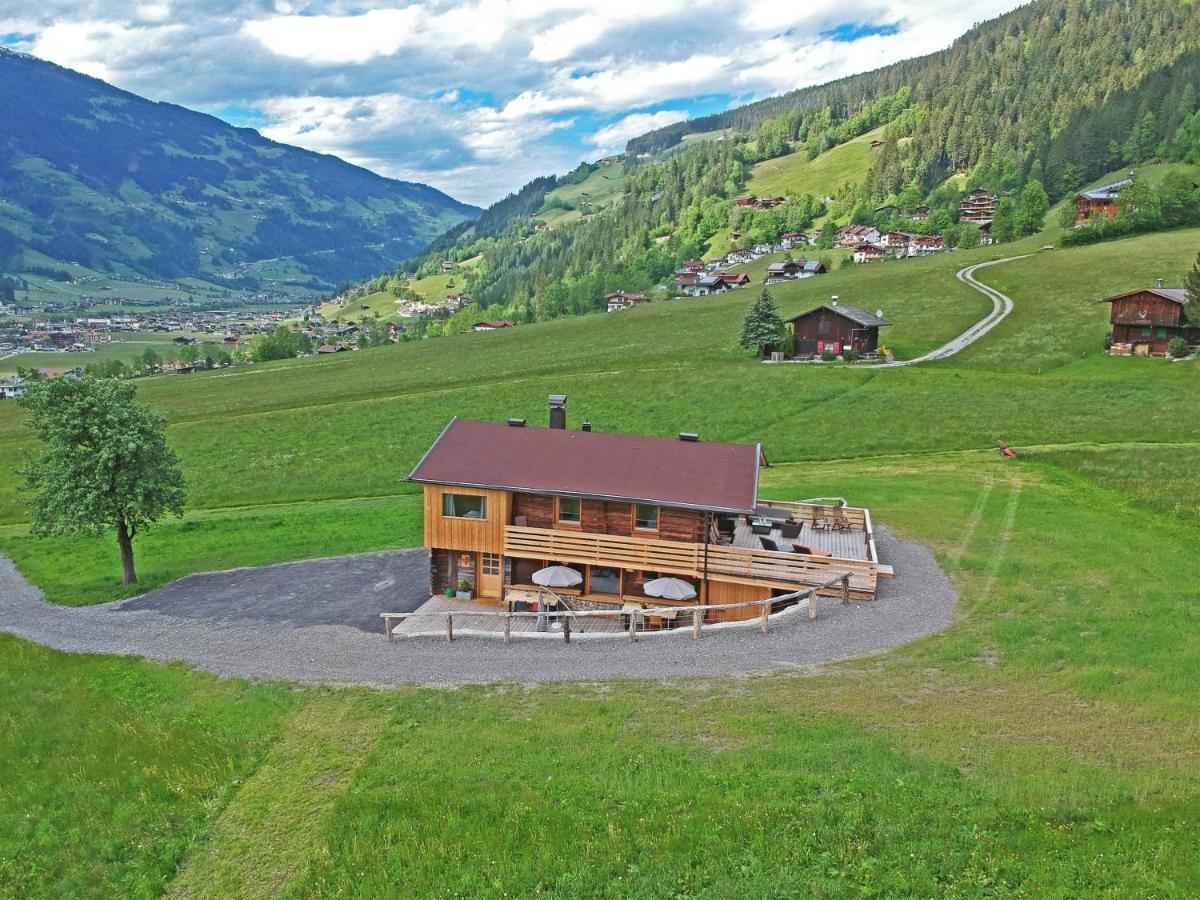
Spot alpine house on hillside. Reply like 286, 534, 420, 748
408, 396, 889, 623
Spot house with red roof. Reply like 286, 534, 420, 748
405, 395, 889, 625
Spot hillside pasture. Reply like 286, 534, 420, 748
0, 229, 1197, 605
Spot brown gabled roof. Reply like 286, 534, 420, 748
1098, 287, 1188, 305
409, 418, 765, 514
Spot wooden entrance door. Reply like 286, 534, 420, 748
478, 552, 503, 600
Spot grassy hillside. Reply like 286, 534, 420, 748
746, 125, 884, 199
539, 166, 628, 227
1, 225, 1198, 894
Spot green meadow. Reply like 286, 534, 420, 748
0, 223, 1197, 895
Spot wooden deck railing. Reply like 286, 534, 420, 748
503, 525, 879, 595
382, 574, 855, 643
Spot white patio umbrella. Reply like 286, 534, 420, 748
531, 565, 583, 588
642, 577, 697, 601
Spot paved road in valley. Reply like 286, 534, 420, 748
875, 254, 1032, 368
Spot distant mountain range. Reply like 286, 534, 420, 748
0, 48, 478, 295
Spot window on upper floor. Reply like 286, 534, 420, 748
557, 497, 581, 524
634, 504, 659, 531
442, 493, 487, 519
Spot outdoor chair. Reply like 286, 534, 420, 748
779, 521, 802, 540
832, 509, 853, 532
759, 537, 780, 552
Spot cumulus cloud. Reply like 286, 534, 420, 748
3, 0, 1029, 204
589, 110, 688, 155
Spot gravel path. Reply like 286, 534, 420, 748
875, 256, 1031, 368
0, 527, 956, 686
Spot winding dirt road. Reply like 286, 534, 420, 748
876, 254, 1031, 368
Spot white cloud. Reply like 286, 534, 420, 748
589, 110, 688, 155
9, 0, 1031, 203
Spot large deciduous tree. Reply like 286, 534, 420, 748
18, 376, 185, 586
740, 288, 783, 356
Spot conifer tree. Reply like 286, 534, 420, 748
1185, 250, 1200, 328
740, 289, 783, 356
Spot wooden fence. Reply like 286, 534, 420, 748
381, 574, 854, 644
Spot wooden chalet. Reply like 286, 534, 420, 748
1100, 283, 1198, 357
786, 304, 890, 355
852, 243, 885, 263
1074, 177, 1133, 225
408, 397, 889, 625
472, 320, 515, 331
605, 291, 649, 312
959, 188, 996, 224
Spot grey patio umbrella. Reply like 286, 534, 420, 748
531, 565, 583, 588
642, 577, 697, 601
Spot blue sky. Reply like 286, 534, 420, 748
0, 2, 1025, 205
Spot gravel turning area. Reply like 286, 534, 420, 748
0, 527, 956, 686
118, 550, 432, 632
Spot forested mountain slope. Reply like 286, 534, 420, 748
0, 49, 477, 293
370, 0, 1200, 328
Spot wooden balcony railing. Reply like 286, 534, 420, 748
504, 525, 880, 595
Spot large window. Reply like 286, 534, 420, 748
589, 566, 621, 595
442, 493, 487, 519
634, 504, 659, 531
557, 497, 581, 524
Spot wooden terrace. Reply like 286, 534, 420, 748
503, 499, 888, 599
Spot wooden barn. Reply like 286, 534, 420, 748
787, 304, 891, 356
1101, 283, 1198, 357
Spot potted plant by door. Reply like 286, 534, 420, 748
457, 580, 473, 601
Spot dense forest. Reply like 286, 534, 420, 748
370, 0, 1200, 329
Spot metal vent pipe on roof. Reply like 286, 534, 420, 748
549, 394, 567, 429
581, 419, 592, 432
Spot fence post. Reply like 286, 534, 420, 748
808, 590, 816, 620
445, 612, 453, 642
760, 598, 770, 634
842, 575, 850, 605
693, 607, 702, 640
384, 616, 393, 642
503, 613, 511, 644
563, 614, 571, 644
629, 610, 639, 643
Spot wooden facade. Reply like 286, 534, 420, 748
422, 483, 884, 623
1103, 288, 1198, 357
787, 306, 887, 355
1074, 194, 1119, 224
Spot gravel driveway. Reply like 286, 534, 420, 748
0, 527, 956, 686
118, 550, 432, 632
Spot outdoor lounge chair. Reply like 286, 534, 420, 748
831, 508, 853, 532
759, 537, 780, 552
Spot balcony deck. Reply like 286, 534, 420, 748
503, 499, 886, 598
730, 519, 869, 560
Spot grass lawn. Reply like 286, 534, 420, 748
1, 215, 1198, 894
3, 451, 1197, 895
